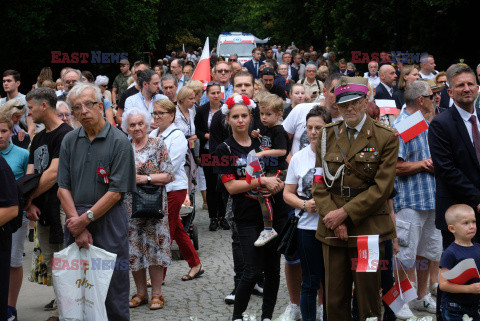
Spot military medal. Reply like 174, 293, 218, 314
361, 147, 376, 152
97, 167, 110, 183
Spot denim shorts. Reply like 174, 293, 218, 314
442, 302, 480, 321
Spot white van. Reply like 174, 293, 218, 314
216, 32, 256, 65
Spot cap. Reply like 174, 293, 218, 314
261, 67, 275, 77
119, 59, 130, 65
334, 76, 369, 104
424, 79, 444, 93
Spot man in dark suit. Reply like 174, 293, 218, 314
170, 58, 191, 92
428, 64, 480, 320
243, 48, 265, 79
281, 52, 299, 82
374, 64, 398, 100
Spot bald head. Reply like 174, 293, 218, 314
379, 65, 397, 87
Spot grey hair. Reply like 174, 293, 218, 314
66, 83, 103, 107
25, 87, 58, 109
278, 63, 289, 69
62, 68, 82, 84
347, 62, 356, 72
56, 100, 71, 112
229, 54, 238, 59
161, 74, 178, 88
446, 64, 476, 87
404, 80, 430, 106
121, 107, 151, 133
306, 63, 317, 70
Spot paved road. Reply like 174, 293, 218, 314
16, 192, 435, 320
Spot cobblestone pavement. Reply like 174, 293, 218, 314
18, 192, 435, 320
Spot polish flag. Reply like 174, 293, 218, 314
246, 150, 263, 184
383, 279, 417, 314
313, 167, 324, 183
376, 99, 399, 115
192, 37, 211, 84
221, 85, 225, 100
182, 43, 185, 53
442, 258, 480, 285
395, 110, 428, 143
356, 235, 379, 272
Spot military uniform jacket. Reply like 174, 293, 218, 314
312, 115, 398, 247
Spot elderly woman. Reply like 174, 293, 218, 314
215, 94, 289, 321
94, 75, 112, 102
393, 65, 420, 109
284, 106, 331, 321
56, 101, 78, 128
298, 64, 323, 101
150, 99, 203, 281
0, 99, 30, 148
121, 107, 174, 310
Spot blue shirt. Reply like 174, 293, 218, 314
393, 109, 435, 211
440, 242, 480, 307
1, 143, 29, 180
199, 83, 234, 106
124, 92, 168, 114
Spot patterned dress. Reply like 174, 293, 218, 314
125, 137, 175, 271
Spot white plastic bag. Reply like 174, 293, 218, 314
52, 243, 117, 321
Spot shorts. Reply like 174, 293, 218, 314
396, 208, 442, 268
10, 215, 29, 268
284, 209, 300, 265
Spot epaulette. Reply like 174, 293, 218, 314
373, 120, 397, 133
324, 119, 344, 128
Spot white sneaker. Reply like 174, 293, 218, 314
395, 303, 414, 320
316, 304, 324, 320
410, 292, 436, 314
283, 302, 301, 320
254, 229, 278, 247
429, 282, 438, 297
253, 283, 264, 295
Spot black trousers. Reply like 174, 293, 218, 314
0, 233, 12, 321
203, 165, 223, 220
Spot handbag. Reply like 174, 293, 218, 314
131, 184, 165, 219
277, 209, 304, 257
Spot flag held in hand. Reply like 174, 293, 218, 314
246, 150, 263, 184
395, 110, 428, 143
442, 258, 480, 285
356, 235, 379, 272
383, 278, 417, 314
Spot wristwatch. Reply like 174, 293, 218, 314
86, 210, 95, 222
147, 175, 152, 184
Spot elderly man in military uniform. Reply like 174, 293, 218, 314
312, 76, 399, 320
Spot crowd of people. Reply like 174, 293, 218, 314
1, 43, 480, 321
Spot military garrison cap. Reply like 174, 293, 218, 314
334, 76, 369, 104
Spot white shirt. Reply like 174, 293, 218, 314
419, 71, 435, 80
150, 123, 188, 192
282, 103, 318, 155
285, 145, 319, 230
175, 107, 196, 137
363, 72, 381, 88
346, 113, 367, 139
176, 75, 188, 93
454, 104, 480, 144
124, 92, 168, 114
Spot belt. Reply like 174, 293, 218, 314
328, 185, 369, 198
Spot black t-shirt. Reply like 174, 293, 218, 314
268, 85, 287, 100
29, 123, 72, 175
0, 155, 18, 235
216, 136, 288, 225
283, 103, 292, 120
259, 125, 289, 170
118, 86, 139, 110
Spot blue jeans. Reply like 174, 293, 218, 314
297, 228, 326, 321
442, 302, 480, 321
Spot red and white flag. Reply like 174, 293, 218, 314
182, 43, 185, 53
376, 99, 399, 116
313, 167, 324, 183
383, 278, 417, 314
395, 110, 429, 143
442, 258, 480, 285
356, 235, 379, 272
221, 85, 225, 100
246, 150, 263, 184
192, 37, 211, 85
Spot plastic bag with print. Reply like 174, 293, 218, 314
52, 243, 117, 321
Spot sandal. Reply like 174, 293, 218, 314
129, 294, 148, 308
181, 264, 204, 281
150, 295, 164, 310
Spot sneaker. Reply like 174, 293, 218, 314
209, 219, 218, 231
254, 229, 278, 247
7, 306, 17, 321
395, 303, 414, 320
219, 218, 230, 230
44, 299, 57, 311
410, 292, 436, 314
252, 283, 263, 296
283, 302, 301, 320
225, 290, 235, 304
316, 304, 324, 321
429, 282, 438, 297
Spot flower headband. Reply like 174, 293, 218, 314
221, 94, 256, 115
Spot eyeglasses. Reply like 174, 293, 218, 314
71, 101, 98, 113
100, 84, 108, 87
57, 113, 72, 118
64, 80, 77, 85
422, 94, 434, 100
216, 69, 231, 74
151, 111, 169, 118
229, 59, 237, 62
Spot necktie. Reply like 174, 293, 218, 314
255, 62, 258, 76
347, 127, 357, 146
389, 88, 393, 96
469, 115, 480, 162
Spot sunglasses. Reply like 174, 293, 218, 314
216, 69, 230, 74
14, 105, 25, 109
207, 81, 220, 88
229, 59, 237, 62
422, 94, 434, 100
